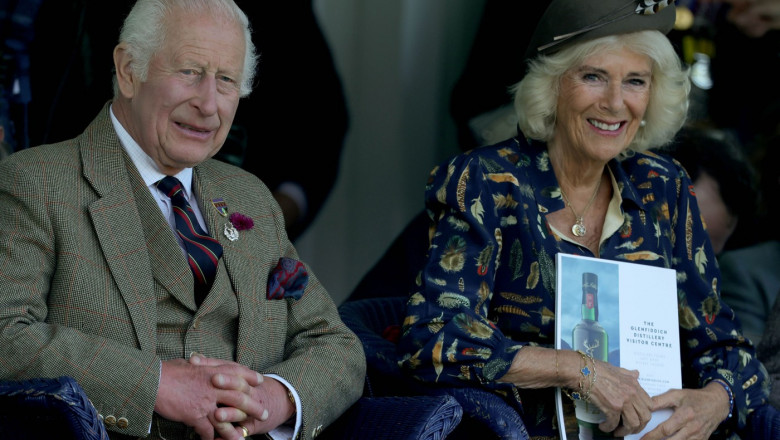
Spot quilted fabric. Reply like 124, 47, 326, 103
745, 404, 780, 440
337, 297, 528, 439
0, 376, 108, 440
321, 395, 463, 440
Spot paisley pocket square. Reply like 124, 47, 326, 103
267, 257, 309, 300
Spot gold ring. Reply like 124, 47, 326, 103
241, 426, 249, 438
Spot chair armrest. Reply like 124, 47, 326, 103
320, 395, 463, 440
445, 387, 529, 440
0, 376, 108, 440
744, 404, 780, 439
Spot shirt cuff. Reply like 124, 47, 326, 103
149, 360, 163, 434
263, 374, 301, 440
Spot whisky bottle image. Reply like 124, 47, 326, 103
571, 272, 611, 438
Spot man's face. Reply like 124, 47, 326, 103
116, 10, 245, 174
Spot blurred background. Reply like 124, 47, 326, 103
298, 0, 487, 303
1, 0, 777, 305
304, 0, 780, 304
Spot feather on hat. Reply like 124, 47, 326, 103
525, 0, 677, 61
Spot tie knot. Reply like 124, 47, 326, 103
157, 176, 184, 199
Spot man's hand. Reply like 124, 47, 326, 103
189, 354, 297, 440
153, 357, 264, 440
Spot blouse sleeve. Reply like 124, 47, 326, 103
397, 152, 524, 390
668, 159, 770, 430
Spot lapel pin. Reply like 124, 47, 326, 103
229, 212, 254, 232
212, 198, 229, 217
211, 198, 254, 242
224, 222, 239, 241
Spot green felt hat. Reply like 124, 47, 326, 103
525, 0, 677, 61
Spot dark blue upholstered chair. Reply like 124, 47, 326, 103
0, 376, 108, 440
745, 403, 780, 440
328, 296, 528, 440
320, 394, 463, 440
320, 297, 463, 440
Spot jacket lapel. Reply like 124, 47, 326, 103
193, 167, 259, 365
81, 104, 158, 352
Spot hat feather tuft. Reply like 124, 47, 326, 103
636, 0, 674, 15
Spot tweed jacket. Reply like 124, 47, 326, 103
0, 104, 365, 439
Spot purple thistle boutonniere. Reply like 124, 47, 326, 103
229, 212, 254, 231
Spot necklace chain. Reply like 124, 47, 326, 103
560, 177, 602, 237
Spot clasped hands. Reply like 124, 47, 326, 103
154, 354, 296, 440
586, 361, 731, 440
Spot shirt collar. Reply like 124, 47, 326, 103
606, 152, 643, 209
517, 136, 643, 213
109, 104, 194, 198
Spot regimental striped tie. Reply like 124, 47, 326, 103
156, 176, 223, 306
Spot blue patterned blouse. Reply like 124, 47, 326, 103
397, 135, 770, 438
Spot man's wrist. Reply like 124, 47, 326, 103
262, 374, 301, 439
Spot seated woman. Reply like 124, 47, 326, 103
397, 0, 772, 438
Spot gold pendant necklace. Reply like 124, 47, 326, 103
560, 178, 602, 237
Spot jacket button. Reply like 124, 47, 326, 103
117, 417, 129, 429
104, 414, 117, 426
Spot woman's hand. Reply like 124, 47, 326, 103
499, 348, 653, 436
640, 383, 730, 440
585, 360, 654, 436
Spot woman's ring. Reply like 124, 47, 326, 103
241, 426, 249, 438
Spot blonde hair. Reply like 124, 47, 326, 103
513, 30, 690, 152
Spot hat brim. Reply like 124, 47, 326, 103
525, 0, 676, 62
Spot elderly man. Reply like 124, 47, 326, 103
0, 1, 365, 439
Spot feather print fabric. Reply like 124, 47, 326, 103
397, 135, 769, 438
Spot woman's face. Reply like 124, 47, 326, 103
553, 47, 652, 164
